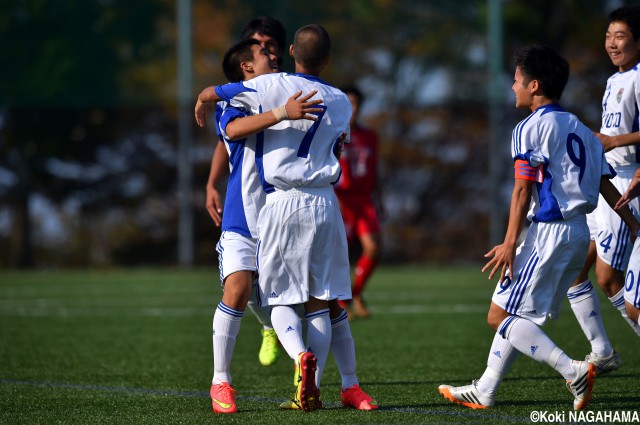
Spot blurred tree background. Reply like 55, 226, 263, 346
0, 0, 628, 268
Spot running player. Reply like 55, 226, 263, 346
205, 17, 287, 368
334, 85, 383, 319
438, 46, 640, 411
566, 5, 640, 378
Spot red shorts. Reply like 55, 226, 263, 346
338, 197, 380, 242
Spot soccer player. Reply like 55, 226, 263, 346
438, 46, 640, 411
334, 85, 383, 319
213, 24, 376, 412
199, 38, 323, 414
565, 5, 640, 378
205, 17, 288, 368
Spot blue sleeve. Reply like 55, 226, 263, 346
214, 104, 223, 138
215, 82, 257, 102
219, 106, 249, 142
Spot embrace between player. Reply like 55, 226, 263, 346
196, 22, 378, 414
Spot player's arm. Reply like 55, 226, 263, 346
600, 176, 640, 238
615, 167, 640, 210
224, 90, 323, 140
205, 141, 229, 227
482, 161, 533, 281
594, 131, 640, 152
195, 86, 221, 127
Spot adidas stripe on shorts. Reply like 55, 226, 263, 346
492, 216, 590, 326
592, 167, 640, 271
216, 231, 258, 286
624, 237, 640, 309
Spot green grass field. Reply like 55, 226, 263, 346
1, 266, 638, 424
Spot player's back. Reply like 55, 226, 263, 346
257, 73, 351, 191
215, 72, 351, 192
512, 104, 609, 222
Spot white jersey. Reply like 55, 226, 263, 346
217, 101, 265, 238
511, 104, 613, 222
215, 72, 351, 191
601, 65, 640, 167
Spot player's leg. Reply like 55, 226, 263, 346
623, 238, 640, 329
594, 173, 640, 336
327, 300, 379, 410
247, 289, 280, 366
595, 257, 640, 335
211, 270, 252, 414
351, 202, 381, 318
491, 307, 595, 411
210, 232, 258, 414
352, 233, 379, 318
438, 302, 512, 409
567, 241, 620, 374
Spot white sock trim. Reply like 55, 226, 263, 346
548, 346, 563, 369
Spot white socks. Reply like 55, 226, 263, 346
330, 310, 359, 389
212, 302, 244, 385
271, 305, 306, 360
499, 316, 576, 381
247, 298, 273, 329
475, 332, 519, 396
306, 308, 332, 388
568, 279, 613, 356
609, 288, 640, 336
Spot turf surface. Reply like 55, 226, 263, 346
1, 266, 638, 424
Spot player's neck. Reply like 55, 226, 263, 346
529, 97, 555, 112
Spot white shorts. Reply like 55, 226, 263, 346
586, 211, 597, 241
492, 217, 590, 326
256, 187, 351, 306
624, 238, 640, 309
593, 168, 640, 270
216, 231, 258, 286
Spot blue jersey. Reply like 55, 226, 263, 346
216, 101, 264, 238
512, 104, 613, 222
215, 72, 351, 192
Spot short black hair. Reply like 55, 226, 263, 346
341, 84, 364, 105
293, 24, 331, 72
222, 38, 260, 83
512, 45, 569, 101
241, 16, 286, 65
609, 5, 640, 41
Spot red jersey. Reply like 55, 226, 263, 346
335, 124, 378, 199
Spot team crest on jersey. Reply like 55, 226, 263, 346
617, 88, 624, 103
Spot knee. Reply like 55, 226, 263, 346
361, 237, 380, 259
595, 268, 624, 297
486, 311, 502, 331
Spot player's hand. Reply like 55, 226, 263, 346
206, 184, 223, 227
615, 169, 640, 210
482, 243, 516, 282
285, 90, 324, 120
594, 132, 617, 152
195, 98, 213, 128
